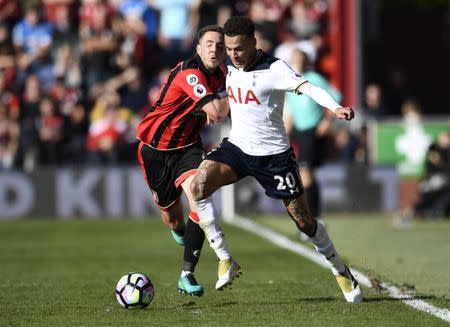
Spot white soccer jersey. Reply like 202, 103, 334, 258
226, 51, 306, 156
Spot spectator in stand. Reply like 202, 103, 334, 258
35, 97, 64, 165
119, 66, 148, 115
19, 74, 41, 170
87, 104, 127, 165
333, 125, 357, 163
347, 83, 387, 164
63, 101, 89, 164
0, 103, 20, 170
153, 0, 201, 67
248, 0, 283, 54
51, 45, 82, 106
20, 73, 41, 121
415, 131, 450, 218
87, 91, 129, 165
12, 5, 55, 91
361, 83, 386, 121
0, 70, 20, 122
274, 28, 323, 65
101, 65, 148, 163
115, 0, 161, 76
0, 22, 16, 73
44, 0, 79, 60
0, 0, 20, 30
287, 0, 326, 40
79, 0, 119, 91
400, 131, 450, 220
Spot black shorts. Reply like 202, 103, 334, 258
292, 127, 324, 169
138, 142, 204, 209
206, 138, 304, 199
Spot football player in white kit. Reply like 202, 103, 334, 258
191, 16, 363, 302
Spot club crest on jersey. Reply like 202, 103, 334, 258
227, 86, 261, 105
186, 74, 199, 85
194, 84, 206, 97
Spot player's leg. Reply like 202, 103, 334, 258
160, 202, 186, 246
253, 146, 362, 302
137, 142, 186, 245
174, 175, 206, 296
284, 195, 363, 302
191, 159, 242, 290
190, 139, 245, 290
170, 145, 209, 296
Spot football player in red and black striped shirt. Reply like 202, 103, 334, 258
137, 25, 229, 296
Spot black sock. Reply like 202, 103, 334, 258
305, 181, 321, 218
182, 218, 205, 272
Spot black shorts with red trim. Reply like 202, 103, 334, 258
138, 142, 204, 209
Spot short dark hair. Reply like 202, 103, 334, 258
197, 25, 224, 43
223, 16, 255, 38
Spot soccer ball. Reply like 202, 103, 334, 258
115, 272, 155, 309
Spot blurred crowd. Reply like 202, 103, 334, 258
0, 0, 447, 172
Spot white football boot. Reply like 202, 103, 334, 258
215, 258, 242, 290
335, 266, 363, 302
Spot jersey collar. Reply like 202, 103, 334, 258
226, 50, 266, 72
244, 50, 264, 72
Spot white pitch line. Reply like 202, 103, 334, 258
224, 215, 450, 323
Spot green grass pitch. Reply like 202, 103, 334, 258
0, 216, 449, 326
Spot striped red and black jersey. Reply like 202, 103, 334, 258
137, 55, 225, 150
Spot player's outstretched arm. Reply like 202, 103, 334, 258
296, 82, 355, 121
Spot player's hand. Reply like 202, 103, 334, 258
335, 107, 355, 121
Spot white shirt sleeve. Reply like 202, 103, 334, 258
271, 60, 307, 92
297, 82, 341, 112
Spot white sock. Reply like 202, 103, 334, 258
181, 270, 191, 277
195, 197, 231, 261
310, 219, 345, 275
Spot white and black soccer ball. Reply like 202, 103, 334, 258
115, 272, 155, 309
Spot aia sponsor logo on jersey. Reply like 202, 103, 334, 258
227, 86, 261, 105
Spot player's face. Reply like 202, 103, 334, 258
196, 31, 225, 72
225, 35, 257, 69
